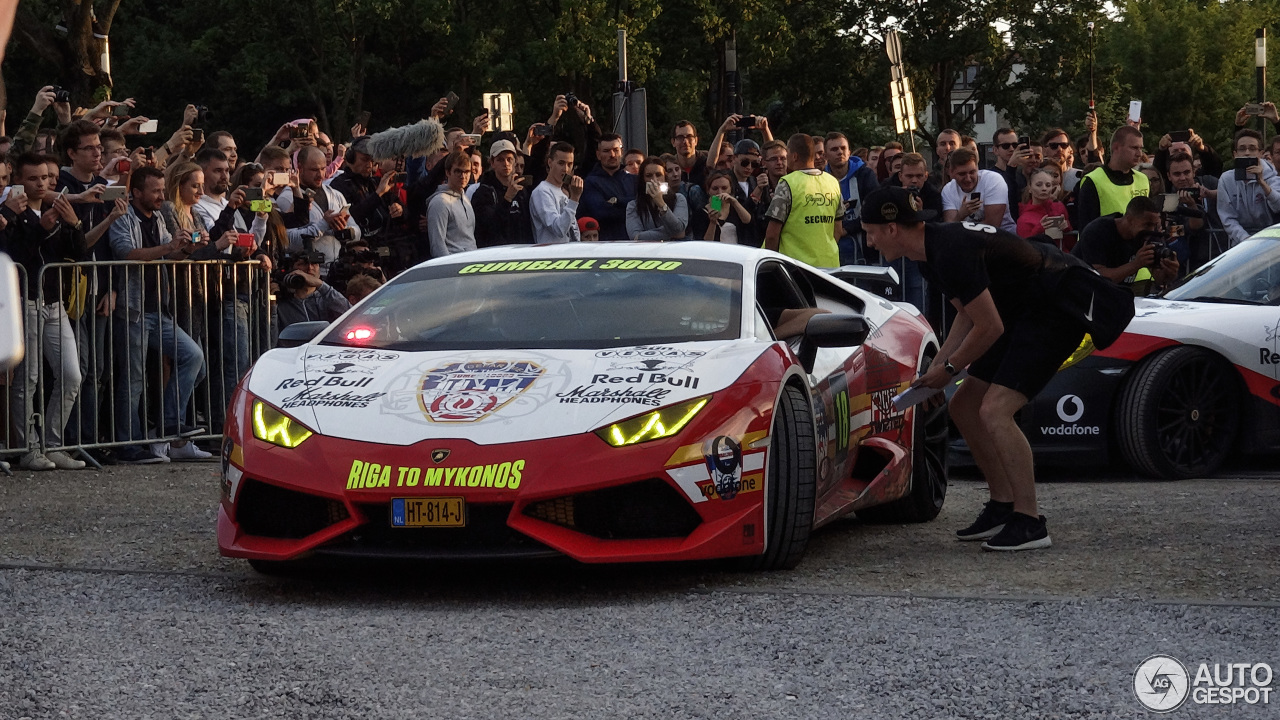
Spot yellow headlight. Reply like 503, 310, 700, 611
252, 400, 314, 448
1058, 333, 1096, 371
595, 397, 709, 447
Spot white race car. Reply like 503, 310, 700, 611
218, 242, 946, 570
1020, 226, 1280, 478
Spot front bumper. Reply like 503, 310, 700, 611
218, 384, 777, 564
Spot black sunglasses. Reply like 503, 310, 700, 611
1046, 142, 1071, 150
997, 142, 1018, 150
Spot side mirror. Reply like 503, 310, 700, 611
277, 321, 330, 349
797, 313, 870, 373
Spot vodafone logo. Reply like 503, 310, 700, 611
1056, 394, 1085, 423
1042, 394, 1099, 436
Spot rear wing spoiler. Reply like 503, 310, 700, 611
826, 265, 900, 300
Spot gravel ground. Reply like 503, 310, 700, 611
1, 459, 1278, 718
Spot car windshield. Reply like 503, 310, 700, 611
1166, 236, 1280, 305
321, 257, 743, 350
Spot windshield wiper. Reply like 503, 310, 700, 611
1174, 296, 1267, 306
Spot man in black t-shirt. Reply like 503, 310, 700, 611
1072, 196, 1178, 295
863, 186, 1093, 552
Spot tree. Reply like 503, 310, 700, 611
11, 0, 123, 106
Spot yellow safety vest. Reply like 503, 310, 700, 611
1084, 166, 1150, 217
778, 170, 842, 268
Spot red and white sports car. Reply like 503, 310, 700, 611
218, 243, 945, 571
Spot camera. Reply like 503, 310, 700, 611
353, 249, 378, 264
194, 105, 211, 124
283, 273, 310, 291
1144, 238, 1176, 268
334, 228, 355, 242
51, 86, 71, 103
736, 115, 757, 129
534, 124, 554, 137
564, 92, 578, 110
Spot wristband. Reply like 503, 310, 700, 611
943, 360, 958, 376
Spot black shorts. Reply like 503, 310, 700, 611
967, 308, 1087, 400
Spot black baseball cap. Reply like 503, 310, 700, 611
861, 186, 937, 224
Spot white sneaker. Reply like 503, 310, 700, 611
149, 442, 172, 463
168, 442, 213, 461
19, 452, 57, 471
1, 459, 10, 473
45, 450, 87, 470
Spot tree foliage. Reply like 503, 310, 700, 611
4, 0, 1275, 159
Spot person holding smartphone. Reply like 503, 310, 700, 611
1016, 167, 1071, 242
530, 142, 583, 243
625, 156, 687, 242
1, 152, 91, 470
472, 139, 533, 246
940, 148, 1016, 233
1217, 128, 1280, 246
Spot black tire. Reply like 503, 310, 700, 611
1116, 346, 1240, 479
741, 384, 817, 570
856, 354, 950, 523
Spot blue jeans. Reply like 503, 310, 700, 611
113, 311, 205, 442
210, 295, 250, 431
66, 304, 110, 446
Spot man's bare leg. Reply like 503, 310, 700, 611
978, 384, 1037, 516
950, 377, 1014, 503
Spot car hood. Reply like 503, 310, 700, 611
245, 340, 774, 445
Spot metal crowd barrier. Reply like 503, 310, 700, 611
3, 259, 271, 471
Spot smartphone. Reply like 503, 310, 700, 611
735, 115, 757, 129
234, 233, 256, 248
1245, 102, 1265, 116
969, 191, 982, 202
1160, 193, 1179, 213
113, 158, 131, 176
392, 172, 407, 183
521, 174, 534, 187
191, 128, 204, 143
242, 187, 264, 202
355, 110, 372, 128
710, 195, 722, 212
1169, 129, 1191, 143
659, 183, 669, 193
337, 203, 351, 215
289, 125, 309, 139
1018, 135, 1030, 147
100, 185, 127, 202
247, 199, 273, 213
145, 147, 155, 161
1128, 100, 1142, 123
269, 171, 290, 186
112, 105, 131, 118
191, 230, 203, 244
1235, 156, 1255, 181
10, 185, 25, 199
533, 124, 554, 137
138, 119, 158, 134
443, 91, 460, 115
462, 133, 482, 144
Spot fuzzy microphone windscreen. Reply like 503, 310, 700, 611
362, 118, 445, 161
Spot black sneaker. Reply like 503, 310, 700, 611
956, 500, 1014, 541
982, 512, 1052, 551
115, 446, 166, 465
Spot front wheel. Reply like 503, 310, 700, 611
1116, 346, 1240, 479
740, 384, 816, 570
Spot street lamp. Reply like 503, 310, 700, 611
1258, 29, 1267, 132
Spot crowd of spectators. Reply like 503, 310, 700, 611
4, 80, 1280, 471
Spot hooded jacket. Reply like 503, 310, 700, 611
1216, 161, 1280, 245
826, 156, 880, 237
